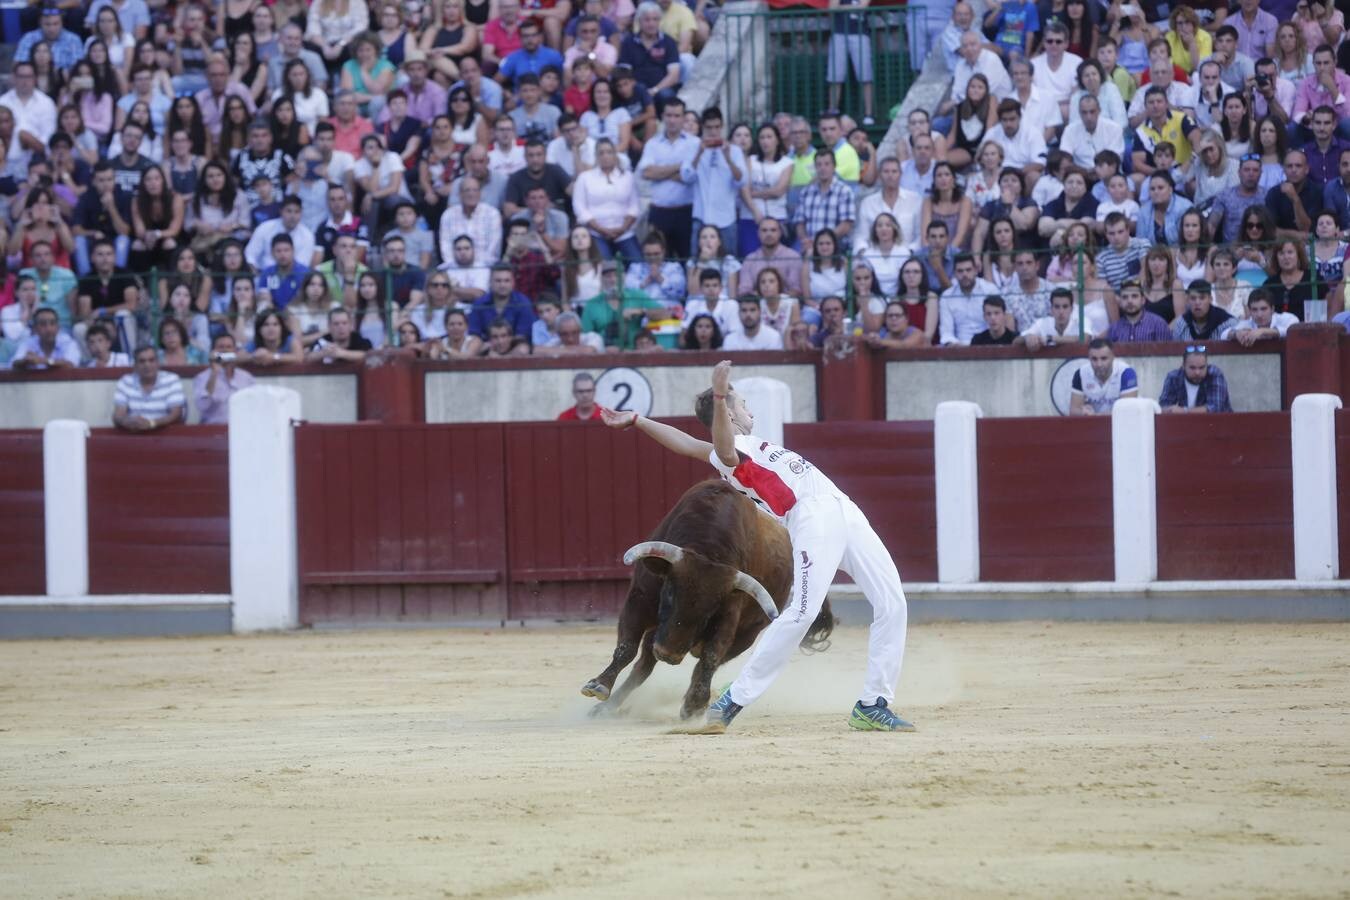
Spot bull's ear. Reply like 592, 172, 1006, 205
638, 557, 672, 577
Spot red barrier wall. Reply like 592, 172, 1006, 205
0, 431, 44, 595
976, 417, 1115, 582
503, 419, 709, 619
1336, 409, 1350, 576
1156, 413, 1293, 581
294, 423, 510, 624
87, 428, 230, 594
785, 421, 938, 582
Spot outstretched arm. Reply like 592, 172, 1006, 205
710, 360, 738, 467
599, 406, 714, 461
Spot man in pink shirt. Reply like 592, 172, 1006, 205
195, 55, 255, 139
1292, 45, 1350, 141
326, 90, 375, 157
483, 0, 525, 69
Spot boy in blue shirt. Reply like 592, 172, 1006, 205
984, 0, 1038, 61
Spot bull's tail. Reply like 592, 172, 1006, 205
799, 599, 835, 654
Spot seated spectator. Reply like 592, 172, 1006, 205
987, 100, 1048, 181
314, 183, 371, 264
558, 372, 602, 420
1172, 280, 1238, 341
1096, 213, 1152, 290
1037, 166, 1098, 245
504, 138, 572, 217
865, 301, 927, 350
572, 138, 641, 259
71, 162, 134, 276
308, 308, 373, 364
1070, 339, 1138, 415
1291, 45, 1350, 143
325, 90, 375, 159
984, 0, 1038, 62
940, 31, 1012, 137
113, 344, 186, 431
565, 15, 618, 81
722, 295, 784, 351
19, 242, 78, 337
192, 333, 255, 423
625, 232, 685, 309
482, 317, 530, 357
1008, 58, 1062, 146
1000, 250, 1051, 333
970, 295, 1018, 345
1207, 153, 1268, 243
899, 132, 936, 195
1232, 287, 1300, 345
536, 311, 601, 356
939, 254, 999, 346
244, 309, 302, 365
740, 219, 802, 300
619, 2, 682, 106
341, 34, 397, 119
579, 260, 665, 349
681, 311, 725, 351
429, 308, 483, 358
316, 234, 370, 306
808, 295, 851, 350
469, 264, 537, 340
1107, 279, 1172, 342
1015, 287, 1088, 350
81, 319, 128, 370
255, 233, 311, 313
613, 66, 657, 148
508, 74, 563, 145
498, 19, 564, 88
1263, 239, 1319, 319
439, 236, 492, 304
1159, 346, 1234, 413
1094, 173, 1140, 235
532, 293, 564, 347
1301, 105, 1349, 187
482, 0, 525, 70
1266, 149, 1324, 237
439, 175, 503, 264
860, 157, 922, 254
972, 167, 1040, 255
503, 220, 558, 300
9, 306, 81, 370
305, 0, 371, 68
683, 269, 740, 338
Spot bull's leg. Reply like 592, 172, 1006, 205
600, 628, 659, 712
680, 612, 741, 720
581, 593, 653, 701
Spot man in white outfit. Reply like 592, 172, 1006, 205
599, 360, 914, 733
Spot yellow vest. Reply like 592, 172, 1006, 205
790, 148, 817, 187
1138, 110, 1194, 167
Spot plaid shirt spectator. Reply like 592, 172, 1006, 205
15, 28, 85, 70
439, 202, 503, 264
1108, 311, 1173, 342
1158, 364, 1233, 413
793, 177, 857, 248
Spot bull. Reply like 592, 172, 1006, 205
580, 479, 833, 720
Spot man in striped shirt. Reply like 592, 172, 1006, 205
1095, 213, 1151, 291
113, 346, 186, 432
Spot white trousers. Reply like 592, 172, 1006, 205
729, 495, 908, 708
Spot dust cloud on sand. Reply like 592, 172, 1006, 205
2, 623, 1348, 899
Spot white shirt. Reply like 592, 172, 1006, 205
546, 134, 597, 178
683, 297, 741, 336
1059, 117, 1125, 169
1233, 312, 1299, 337
0, 88, 58, 151
1014, 85, 1063, 138
987, 123, 1048, 169
244, 219, 318, 271
952, 49, 1013, 103
1026, 303, 1109, 340
722, 324, 783, 351
488, 142, 526, 179
438, 202, 503, 265
1070, 358, 1138, 414
857, 188, 923, 252
1029, 51, 1084, 105
708, 433, 844, 521
855, 245, 906, 296
572, 167, 640, 240
939, 277, 999, 345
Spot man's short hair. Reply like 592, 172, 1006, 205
926, 219, 949, 234
33, 307, 59, 324
1247, 287, 1272, 308
1094, 149, 1121, 169
490, 262, 514, 275
1119, 278, 1143, 293
517, 73, 540, 88
314, 121, 336, 137
86, 322, 114, 343
572, 371, 595, 389
1103, 211, 1130, 231
271, 233, 294, 249
953, 252, 976, 269
382, 233, 405, 248
1186, 279, 1212, 295
281, 195, 303, 210
1144, 85, 1167, 101
699, 268, 722, 284
694, 386, 734, 429
327, 307, 350, 322
133, 343, 158, 359
1088, 337, 1112, 351
983, 295, 1006, 312
701, 106, 724, 125
1050, 287, 1074, 303
1215, 25, 1238, 42
997, 98, 1022, 117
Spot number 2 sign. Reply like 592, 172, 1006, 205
594, 367, 654, 417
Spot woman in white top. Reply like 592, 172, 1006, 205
1208, 248, 1252, 320
1190, 129, 1238, 208
563, 224, 604, 308
1172, 209, 1209, 288
290, 273, 337, 348
1251, 116, 1288, 193
1274, 22, 1315, 81
893, 108, 948, 163
276, 59, 330, 131
88, 6, 136, 85
744, 122, 792, 251
1066, 59, 1126, 128
755, 267, 800, 346
801, 228, 847, 303
306, 0, 370, 64
687, 224, 741, 298
572, 138, 641, 259
964, 141, 1005, 213
579, 79, 632, 154
857, 214, 906, 296
447, 86, 488, 147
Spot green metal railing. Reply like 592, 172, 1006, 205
721, 6, 924, 139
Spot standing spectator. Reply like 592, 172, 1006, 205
722, 295, 784, 350
192, 333, 255, 424
1069, 339, 1138, 415
558, 371, 602, 420
793, 150, 856, 251
636, 98, 698, 257
1107, 279, 1172, 343
682, 107, 745, 256
939, 254, 998, 345
113, 344, 186, 431
619, 2, 682, 107
827, 0, 875, 124
439, 176, 503, 264
468, 264, 537, 339
9, 307, 81, 370
1159, 346, 1234, 414
572, 138, 641, 259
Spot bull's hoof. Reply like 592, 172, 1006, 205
580, 680, 611, 701
588, 702, 627, 719
679, 701, 706, 721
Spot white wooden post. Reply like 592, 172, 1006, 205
1291, 393, 1342, 581
1112, 397, 1161, 583
935, 401, 982, 583
43, 419, 89, 597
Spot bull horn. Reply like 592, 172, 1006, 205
623, 541, 685, 566
732, 571, 779, 621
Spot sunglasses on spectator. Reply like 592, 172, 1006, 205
1241, 153, 1262, 162
1186, 345, 1207, 353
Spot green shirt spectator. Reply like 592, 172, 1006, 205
580, 263, 668, 349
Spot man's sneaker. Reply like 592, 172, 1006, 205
705, 687, 743, 731
849, 697, 916, 732
862, 115, 876, 126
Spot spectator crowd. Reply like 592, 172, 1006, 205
0, 0, 1332, 385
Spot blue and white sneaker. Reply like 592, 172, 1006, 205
705, 687, 743, 731
849, 697, 916, 732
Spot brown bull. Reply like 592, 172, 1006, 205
580, 479, 833, 720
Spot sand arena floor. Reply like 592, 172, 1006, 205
1, 622, 1348, 899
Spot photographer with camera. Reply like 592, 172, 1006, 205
1251, 58, 1294, 125
193, 333, 254, 424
